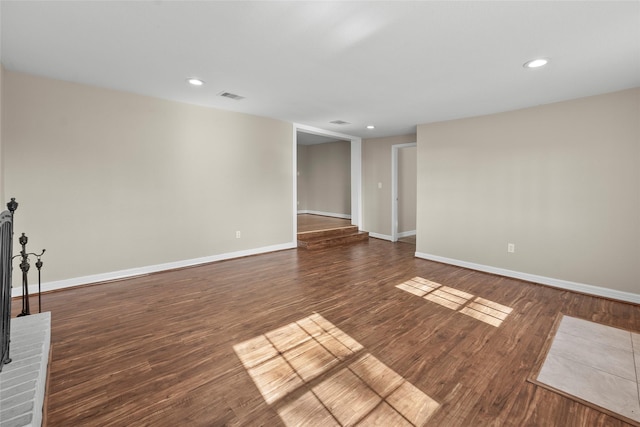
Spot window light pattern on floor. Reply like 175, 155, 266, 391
233, 313, 440, 426
396, 277, 513, 327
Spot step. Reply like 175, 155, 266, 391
298, 229, 369, 249
297, 225, 360, 242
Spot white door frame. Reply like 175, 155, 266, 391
391, 142, 417, 242
293, 124, 362, 241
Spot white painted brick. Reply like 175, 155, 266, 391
0, 312, 50, 427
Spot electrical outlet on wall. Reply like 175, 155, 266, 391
236, 231, 241, 239
507, 243, 515, 253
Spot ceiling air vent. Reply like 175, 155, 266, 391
329, 120, 350, 125
218, 91, 245, 101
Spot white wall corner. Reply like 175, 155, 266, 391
292, 126, 298, 240
351, 139, 363, 229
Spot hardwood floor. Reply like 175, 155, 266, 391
11, 239, 640, 426
398, 235, 416, 245
297, 214, 351, 233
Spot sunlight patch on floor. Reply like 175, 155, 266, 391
396, 277, 513, 327
233, 313, 439, 426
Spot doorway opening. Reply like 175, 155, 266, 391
293, 124, 362, 242
391, 142, 417, 243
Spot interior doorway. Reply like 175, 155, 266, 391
293, 124, 362, 241
297, 132, 351, 220
391, 143, 417, 243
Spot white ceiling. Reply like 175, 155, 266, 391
1, 1, 639, 139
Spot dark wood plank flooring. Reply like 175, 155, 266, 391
11, 238, 640, 426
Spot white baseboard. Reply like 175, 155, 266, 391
397, 230, 416, 238
12, 242, 297, 298
369, 231, 415, 241
297, 210, 351, 220
415, 251, 640, 305
17, 243, 635, 305
368, 232, 393, 241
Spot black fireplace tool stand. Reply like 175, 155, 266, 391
13, 233, 45, 316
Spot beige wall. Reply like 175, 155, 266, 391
398, 146, 416, 233
3, 71, 294, 283
297, 140, 351, 216
417, 88, 640, 294
362, 134, 416, 237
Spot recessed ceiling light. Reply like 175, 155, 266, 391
187, 78, 205, 86
367, 125, 375, 129
523, 58, 548, 69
